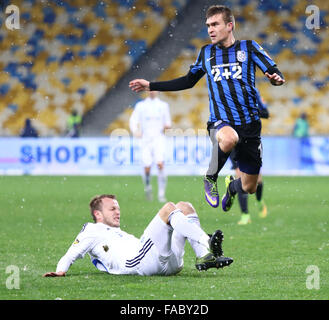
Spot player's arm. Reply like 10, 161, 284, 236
43, 224, 94, 277
129, 70, 204, 93
129, 46, 206, 93
43, 244, 87, 277
43, 271, 66, 277
250, 40, 285, 86
43, 254, 74, 277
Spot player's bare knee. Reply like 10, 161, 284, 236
249, 186, 257, 194
175, 201, 195, 216
158, 202, 176, 224
243, 183, 257, 194
226, 140, 237, 152
217, 131, 238, 153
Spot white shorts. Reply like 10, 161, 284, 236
141, 136, 166, 167
129, 215, 185, 276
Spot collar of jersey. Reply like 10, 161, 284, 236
216, 40, 240, 50
96, 222, 120, 230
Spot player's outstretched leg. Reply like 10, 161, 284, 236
204, 176, 219, 208
195, 229, 233, 271
221, 175, 236, 212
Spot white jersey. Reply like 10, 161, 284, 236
130, 97, 171, 166
56, 216, 185, 276
129, 97, 171, 141
56, 223, 142, 275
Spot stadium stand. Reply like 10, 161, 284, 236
108, 0, 329, 136
0, 0, 190, 136
1, 0, 328, 136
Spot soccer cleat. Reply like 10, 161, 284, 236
208, 229, 224, 257
204, 176, 219, 208
237, 214, 251, 225
221, 175, 235, 212
195, 253, 233, 271
258, 201, 268, 218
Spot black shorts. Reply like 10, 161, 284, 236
232, 120, 262, 174
230, 149, 238, 170
207, 120, 262, 175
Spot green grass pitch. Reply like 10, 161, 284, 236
0, 175, 328, 300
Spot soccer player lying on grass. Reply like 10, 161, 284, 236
43, 195, 233, 277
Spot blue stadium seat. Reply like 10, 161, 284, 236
0, 0, 191, 135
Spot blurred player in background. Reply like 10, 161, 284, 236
292, 112, 309, 138
129, 5, 284, 212
230, 90, 269, 225
43, 194, 233, 277
129, 91, 171, 202
20, 118, 38, 138
66, 110, 82, 138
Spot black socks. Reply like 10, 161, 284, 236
229, 177, 247, 196
256, 181, 263, 201
238, 191, 248, 213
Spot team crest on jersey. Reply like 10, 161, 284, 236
237, 50, 246, 62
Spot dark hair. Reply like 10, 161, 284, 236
89, 194, 116, 222
206, 5, 235, 29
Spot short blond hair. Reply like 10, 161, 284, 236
89, 194, 116, 222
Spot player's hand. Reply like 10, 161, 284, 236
43, 271, 66, 277
129, 79, 150, 92
265, 72, 285, 86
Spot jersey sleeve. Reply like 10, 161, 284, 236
150, 70, 203, 91
250, 40, 277, 73
56, 223, 96, 273
189, 46, 206, 76
149, 47, 205, 92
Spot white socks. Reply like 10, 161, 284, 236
186, 213, 210, 258
157, 169, 167, 199
168, 209, 209, 257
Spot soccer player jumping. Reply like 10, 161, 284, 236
129, 5, 285, 212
